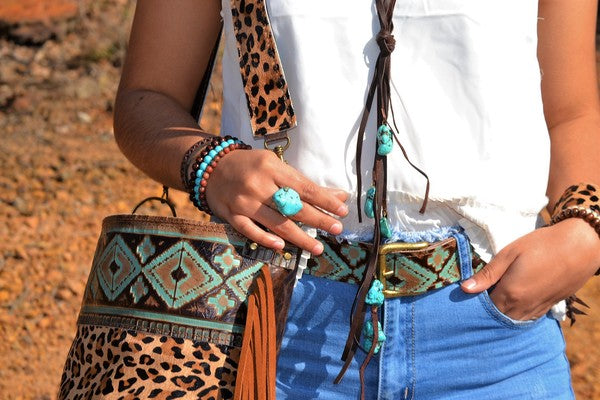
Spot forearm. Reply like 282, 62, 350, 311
547, 113, 600, 209
113, 88, 215, 191
538, 0, 600, 209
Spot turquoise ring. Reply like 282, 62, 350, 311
272, 187, 303, 217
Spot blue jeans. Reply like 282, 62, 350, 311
276, 229, 574, 399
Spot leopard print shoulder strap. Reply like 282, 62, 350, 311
230, 0, 296, 137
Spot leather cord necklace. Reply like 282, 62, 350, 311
226, 0, 431, 397
336, 0, 430, 396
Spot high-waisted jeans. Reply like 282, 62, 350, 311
275, 228, 574, 399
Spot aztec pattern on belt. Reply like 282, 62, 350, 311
306, 236, 485, 295
79, 215, 299, 347
80, 215, 484, 348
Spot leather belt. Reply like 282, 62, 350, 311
304, 235, 485, 297
80, 215, 484, 347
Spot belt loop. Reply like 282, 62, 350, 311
451, 227, 473, 280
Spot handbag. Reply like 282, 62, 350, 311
59, 0, 299, 397
58, 191, 301, 399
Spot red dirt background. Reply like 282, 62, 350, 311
1, 1, 599, 398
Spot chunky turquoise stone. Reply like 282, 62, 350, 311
209, 149, 217, 158
203, 155, 213, 164
366, 279, 384, 306
272, 187, 303, 217
364, 186, 376, 219
377, 124, 393, 156
361, 320, 386, 354
215, 145, 223, 152
380, 217, 392, 239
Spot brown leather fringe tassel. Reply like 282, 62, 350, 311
234, 265, 277, 400
359, 306, 380, 400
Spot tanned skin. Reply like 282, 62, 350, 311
114, 0, 600, 321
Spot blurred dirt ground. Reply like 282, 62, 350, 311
1, 1, 600, 399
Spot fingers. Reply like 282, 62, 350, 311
205, 149, 348, 255
251, 203, 325, 255
241, 179, 344, 236
289, 202, 344, 235
227, 198, 326, 255
276, 164, 349, 218
461, 248, 517, 293
228, 214, 286, 250
324, 187, 350, 202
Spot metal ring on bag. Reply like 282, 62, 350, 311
131, 186, 177, 217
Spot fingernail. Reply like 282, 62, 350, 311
462, 279, 476, 290
330, 222, 343, 234
336, 204, 349, 216
312, 242, 324, 255
272, 238, 285, 249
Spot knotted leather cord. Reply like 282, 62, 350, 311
226, 0, 431, 396
338, 0, 430, 393
359, 306, 380, 400
355, 2, 429, 222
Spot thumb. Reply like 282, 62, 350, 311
461, 249, 515, 293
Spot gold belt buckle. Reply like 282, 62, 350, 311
378, 241, 429, 298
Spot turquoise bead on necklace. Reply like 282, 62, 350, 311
377, 124, 393, 156
379, 216, 392, 239
364, 186, 376, 219
361, 279, 386, 354
365, 279, 384, 307
361, 320, 386, 354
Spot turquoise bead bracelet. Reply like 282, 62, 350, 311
186, 136, 251, 214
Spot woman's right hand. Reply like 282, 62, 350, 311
206, 149, 349, 256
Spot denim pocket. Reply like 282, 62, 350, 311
478, 289, 545, 329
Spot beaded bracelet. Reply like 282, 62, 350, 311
180, 137, 214, 189
187, 136, 251, 214
550, 183, 600, 235
184, 136, 229, 190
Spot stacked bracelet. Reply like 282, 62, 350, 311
180, 137, 214, 189
550, 183, 600, 235
550, 182, 600, 276
186, 136, 251, 214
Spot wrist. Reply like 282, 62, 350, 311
182, 136, 251, 214
550, 183, 600, 275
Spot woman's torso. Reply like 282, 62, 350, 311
220, 0, 549, 260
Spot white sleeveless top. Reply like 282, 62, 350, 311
219, 0, 550, 262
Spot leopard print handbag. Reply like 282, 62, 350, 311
59, 0, 298, 397
58, 213, 300, 399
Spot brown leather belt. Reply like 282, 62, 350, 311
305, 235, 484, 297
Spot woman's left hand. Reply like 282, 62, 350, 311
461, 218, 600, 321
